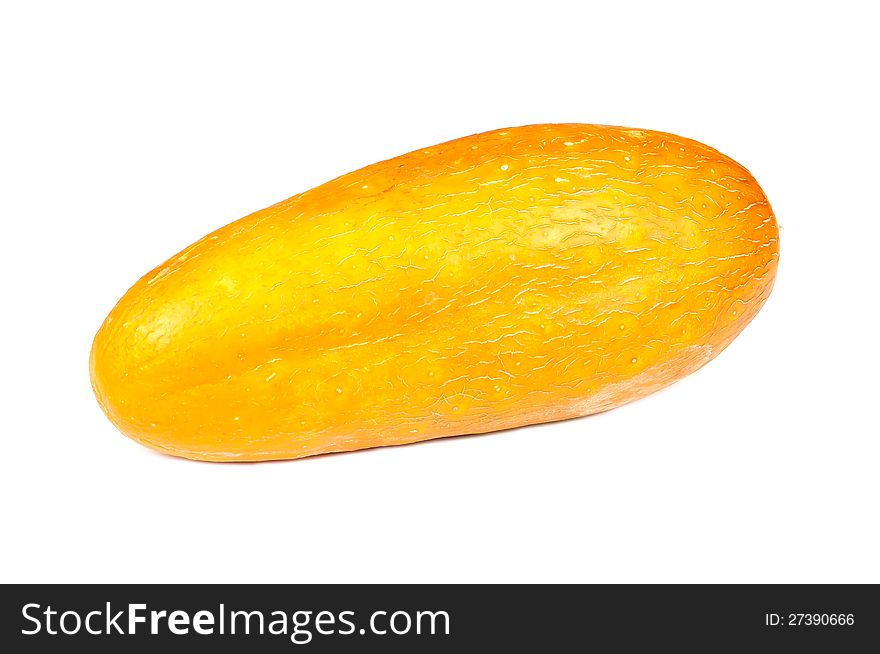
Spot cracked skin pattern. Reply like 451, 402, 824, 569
89, 124, 779, 462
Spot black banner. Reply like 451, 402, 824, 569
2, 584, 876, 651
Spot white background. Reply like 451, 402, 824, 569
2, 1, 878, 583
